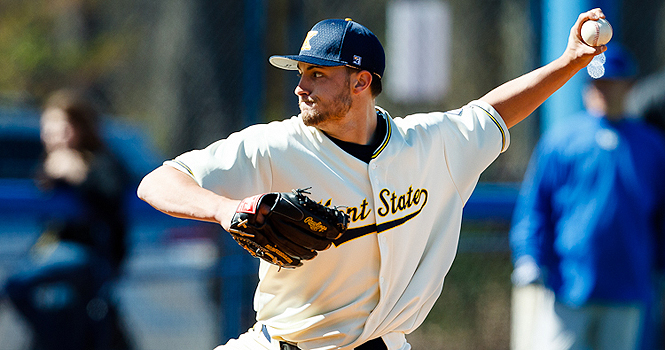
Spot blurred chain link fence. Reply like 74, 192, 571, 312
1, 0, 665, 349
3, 0, 665, 173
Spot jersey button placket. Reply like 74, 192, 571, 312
378, 234, 388, 251
378, 236, 388, 290
369, 162, 380, 183
369, 160, 389, 294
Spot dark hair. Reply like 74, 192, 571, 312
370, 75, 383, 98
44, 89, 104, 152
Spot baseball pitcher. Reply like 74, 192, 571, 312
137, 9, 608, 350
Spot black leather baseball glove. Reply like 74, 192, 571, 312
229, 188, 349, 269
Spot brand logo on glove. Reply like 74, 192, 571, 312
237, 194, 262, 214
304, 217, 327, 232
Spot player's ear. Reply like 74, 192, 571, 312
351, 70, 372, 95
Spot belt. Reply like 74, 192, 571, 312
262, 324, 387, 350
279, 337, 387, 350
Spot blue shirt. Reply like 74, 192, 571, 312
510, 113, 665, 307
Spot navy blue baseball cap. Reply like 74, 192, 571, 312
269, 18, 386, 78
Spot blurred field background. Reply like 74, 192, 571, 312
1, 0, 665, 349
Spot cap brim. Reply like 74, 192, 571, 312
269, 55, 345, 71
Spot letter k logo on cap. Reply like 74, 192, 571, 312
301, 31, 318, 51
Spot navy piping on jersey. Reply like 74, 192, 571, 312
476, 105, 506, 150
325, 109, 390, 163
173, 159, 195, 177
372, 109, 391, 159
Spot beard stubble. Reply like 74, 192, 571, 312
300, 76, 353, 127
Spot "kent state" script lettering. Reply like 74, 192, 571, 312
322, 186, 428, 223
377, 186, 427, 217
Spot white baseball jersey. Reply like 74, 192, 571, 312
166, 100, 509, 350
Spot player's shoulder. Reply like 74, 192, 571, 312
392, 101, 506, 138
391, 103, 470, 128
392, 112, 442, 130
387, 110, 447, 146
224, 115, 322, 155
234, 116, 312, 140
241, 115, 301, 132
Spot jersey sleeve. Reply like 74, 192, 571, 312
440, 100, 510, 202
164, 125, 274, 199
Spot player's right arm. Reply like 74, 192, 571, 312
480, 8, 606, 128
137, 165, 240, 231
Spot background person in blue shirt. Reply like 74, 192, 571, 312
509, 44, 665, 350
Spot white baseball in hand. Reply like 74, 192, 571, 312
581, 18, 613, 46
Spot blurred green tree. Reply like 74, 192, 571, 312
0, 0, 134, 103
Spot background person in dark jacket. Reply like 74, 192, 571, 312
4, 89, 132, 350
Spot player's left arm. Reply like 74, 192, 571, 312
479, 8, 606, 129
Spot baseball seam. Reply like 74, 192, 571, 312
592, 23, 600, 46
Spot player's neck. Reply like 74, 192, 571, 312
320, 101, 377, 145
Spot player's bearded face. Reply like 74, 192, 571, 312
297, 68, 353, 126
